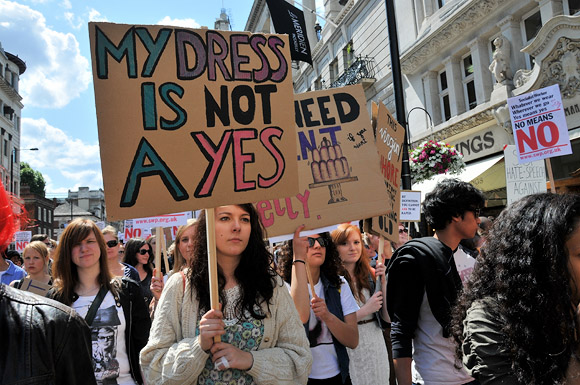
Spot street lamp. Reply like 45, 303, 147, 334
11, 147, 39, 194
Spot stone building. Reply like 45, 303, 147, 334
245, 0, 580, 212
20, 184, 57, 239
0, 42, 26, 195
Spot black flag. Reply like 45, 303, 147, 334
266, 0, 313, 65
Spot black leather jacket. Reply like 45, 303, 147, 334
0, 284, 97, 385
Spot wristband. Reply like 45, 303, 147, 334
292, 259, 306, 265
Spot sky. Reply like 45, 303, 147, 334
0, 0, 259, 197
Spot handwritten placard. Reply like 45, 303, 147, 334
89, 23, 298, 220
255, 84, 392, 237
504, 144, 547, 205
370, 102, 405, 242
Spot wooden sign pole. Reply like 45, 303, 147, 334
376, 237, 385, 292
154, 227, 162, 279
161, 232, 169, 274
205, 208, 221, 342
546, 158, 556, 193
304, 261, 317, 299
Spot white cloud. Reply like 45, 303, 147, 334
88, 8, 107, 22
20, 118, 103, 193
64, 11, 82, 29
0, 0, 91, 108
157, 16, 200, 29
60, 0, 71, 9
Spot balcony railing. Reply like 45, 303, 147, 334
330, 56, 376, 89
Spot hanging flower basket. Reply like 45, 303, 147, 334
410, 140, 466, 183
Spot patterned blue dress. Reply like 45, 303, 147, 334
196, 286, 264, 385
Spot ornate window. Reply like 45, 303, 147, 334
439, 70, 451, 121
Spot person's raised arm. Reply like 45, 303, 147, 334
311, 296, 359, 348
289, 225, 311, 323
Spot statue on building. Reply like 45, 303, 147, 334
489, 36, 512, 84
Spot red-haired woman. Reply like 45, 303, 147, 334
331, 224, 390, 385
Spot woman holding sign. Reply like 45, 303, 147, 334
331, 224, 389, 385
10, 241, 52, 288
279, 228, 359, 385
140, 204, 312, 385
48, 218, 151, 385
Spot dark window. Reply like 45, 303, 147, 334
443, 95, 451, 121
524, 11, 542, 41
440, 71, 448, 90
463, 55, 474, 77
569, 0, 580, 14
466, 81, 477, 110
438, 0, 446, 8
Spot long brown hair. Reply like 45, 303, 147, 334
52, 218, 113, 305
173, 219, 197, 273
331, 223, 373, 302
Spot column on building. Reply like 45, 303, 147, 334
468, 38, 493, 105
324, 0, 342, 23
422, 71, 442, 125
536, 0, 564, 22
497, 16, 526, 77
303, 0, 318, 52
444, 56, 466, 117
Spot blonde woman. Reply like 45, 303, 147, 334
150, 219, 197, 303
10, 241, 52, 288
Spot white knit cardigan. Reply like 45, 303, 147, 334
140, 271, 312, 384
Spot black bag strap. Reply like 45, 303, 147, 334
85, 285, 108, 326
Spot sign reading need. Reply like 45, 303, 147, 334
89, 23, 298, 220
508, 84, 572, 163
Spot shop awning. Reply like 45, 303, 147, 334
411, 154, 505, 202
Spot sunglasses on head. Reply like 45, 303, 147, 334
307, 236, 328, 248
106, 240, 119, 248
138, 248, 151, 255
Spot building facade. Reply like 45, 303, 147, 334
0, 42, 25, 196
245, 0, 580, 213
20, 184, 57, 239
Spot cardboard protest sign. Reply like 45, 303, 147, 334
255, 84, 392, 237
508, 84, 572, 163
89, 23, 298, 220
370, 102, 405, 242
20, 277, 52, 297
504, 144, 547, 205
14, 231, 31, 252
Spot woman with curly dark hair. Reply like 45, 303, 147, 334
140, 205, 312, 384
279, 226, 359, 385
451, 193, 580, 384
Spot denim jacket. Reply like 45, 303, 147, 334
304, 274, 350, 383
